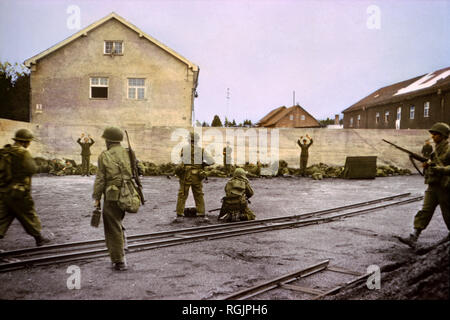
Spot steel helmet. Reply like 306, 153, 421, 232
233, 168, 247, 178
101, 127, 123, 142
429, 122, 450, 138
13, 129, 35, 142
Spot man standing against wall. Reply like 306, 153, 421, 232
77, 133, 95, 176
297, 134, 313, 177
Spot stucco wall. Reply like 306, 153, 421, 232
29, 18, 196, 128
1, 118, 430, 172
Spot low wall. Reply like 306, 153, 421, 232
0, 118, 430, 171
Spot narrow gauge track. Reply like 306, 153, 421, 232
0, 193, 421, 272
222, 260, 373, 300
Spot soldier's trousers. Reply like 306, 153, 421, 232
413, 184, 450, 231
176, 181, 205, 216
0, 191, 42, 238
81, 155, 90, 175
102, 200, 126, 263
300, 156, 308, 175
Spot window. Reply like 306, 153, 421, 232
409, 105, 415, 119
128, 78, 145, 100
397, 107, 401, 120
300, 115, 305, 121
424, 101, 430, 117
104, 41, 123, 55
289, 114, 294, 121
349, 117, 354, 127
357, 114, 361, 127
384, 111, 389, 123
90, 77, 108, 99
376, 112, 380, 124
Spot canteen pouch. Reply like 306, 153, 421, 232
117, 180, 141, 213
105, 185, 120, 201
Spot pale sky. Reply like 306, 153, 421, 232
1, 0, 449, 125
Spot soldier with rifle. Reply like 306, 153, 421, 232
174, 132, 214, 223
384, 122, 450, 247
92, 127, 144, 271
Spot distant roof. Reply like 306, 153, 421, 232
343, 66, 450, 113
257, 105, 320, 127
24, 12, 199, 73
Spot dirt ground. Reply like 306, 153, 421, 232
0, 174, 448, 300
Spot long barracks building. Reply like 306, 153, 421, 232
342, 67, 450, 129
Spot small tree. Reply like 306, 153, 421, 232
0, 61, 30, 122
211, 115, 223, 127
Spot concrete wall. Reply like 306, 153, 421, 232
29, 18, 196, 128
1, 118, 430, 171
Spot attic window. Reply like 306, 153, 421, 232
300, 115, 305, 121
289, 114, 294, 121
104, 41, 123, 55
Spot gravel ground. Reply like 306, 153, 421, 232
0, 174, 448, 300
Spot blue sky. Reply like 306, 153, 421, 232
1, 0, 449, 124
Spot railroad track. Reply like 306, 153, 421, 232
0, 192, 422, 272
222, 259, 373, 300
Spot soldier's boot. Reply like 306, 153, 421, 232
112, 259, 128, 272
172, 215, 184, 223
398, 229, 421, 247
197, 214, 209, 223
34, 234, 52, 247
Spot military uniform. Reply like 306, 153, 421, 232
48, 159, 64, 175
92, 127, 130, 271
421, 142, 433, 159
297, 138, 313, 176
219, 168, 255, 222
0, 129, 50, 246
223, 145, 233, 176
399, 123, 450, 246
77, 137, 95, 176
175, 134, 214, 219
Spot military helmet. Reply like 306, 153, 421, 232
233, 168, 247, 178
101, 127, 123, 142
429, 122, 450, 138
13, 128, 35, 142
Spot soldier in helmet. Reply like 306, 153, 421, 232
218, 168, 255, 222
77, 133, 95, 176
92, 127, 132, 271
174, 131, 214, 223
399, 122, 450, 247
0, 129, 52, 246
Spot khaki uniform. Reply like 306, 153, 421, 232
78, 138, 95, 176
176, 143, 214, 217
413, 139, 450, 231
93, 144, 131, 264
0, 143, 42, 239
297, 139, 313, 176
219, 170, 255, 222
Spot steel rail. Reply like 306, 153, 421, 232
0, 192, 412, 259
0, 195, 422, 272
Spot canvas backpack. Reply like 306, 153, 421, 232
0, 147, 13, 188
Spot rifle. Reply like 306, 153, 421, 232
125, 130, 145, 205
382, 139, 433, 176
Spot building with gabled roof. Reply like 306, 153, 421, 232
342, 67, 450, 129
23, 12, 199, 127
257, 105, 321, 128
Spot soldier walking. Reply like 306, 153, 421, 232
77, 133, 95, 176
297, 134, 313, 176
398, 122, 450, 247
174, 132, 214, 223
0, 129, 52, 246
218, 168, 255, 222
92, 127, 131, 271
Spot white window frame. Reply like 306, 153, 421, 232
349, 117, 354, 127
409, 105, 415, 119
300, 115, 305, 121
127, 78, 146, 100
396, 107, 401, 120
384, 111, 389, 123
104, 41, 123, 55
289, 114, 294, 121
90, 77, 109, 99
424, 101, 430, 117
375, 112, 380, 124
357, 114, 361, 127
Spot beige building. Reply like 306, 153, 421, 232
24, 12, 199, 128
257, 105, 321, 128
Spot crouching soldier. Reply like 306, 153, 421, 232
218, 168, 255, 222
0, 129, 52, 246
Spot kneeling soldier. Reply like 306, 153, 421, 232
219, 168, 255, 222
